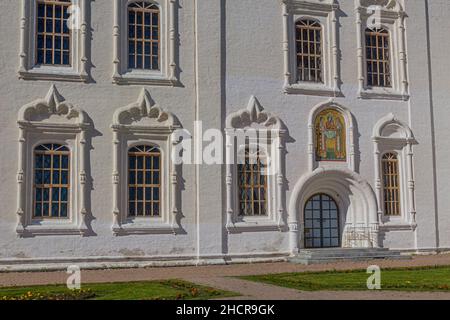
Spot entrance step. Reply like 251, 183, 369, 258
288, 248, 411, 265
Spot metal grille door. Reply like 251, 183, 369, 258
304, 194, 340, 248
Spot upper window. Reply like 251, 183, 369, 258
36, 0, 71, 66
365, 28, 391, 88
128, 1, 160, 71
237, 147, 268, 217
19, 0, 89, 82
33, 144, 70, 219
315, 109, 346, 162
113, 0, 179, 85
128, 145, 161, 217
281, 0, 341, 96
381, 152, 400, 216
355, 0, 409, 100
295, 19, 323, 83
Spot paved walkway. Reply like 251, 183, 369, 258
2, 253, 450, 299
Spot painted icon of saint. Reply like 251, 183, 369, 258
315, 109, 346, 161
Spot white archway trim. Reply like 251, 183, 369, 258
355, 0, 409, 101
111, 88, 182, 236
225, 96, 287, 233
372, 112, 413, 139
288, 167, 379, 253
17, 85, 90, 236
307, 99, 357, 172
372, 113, 417, 230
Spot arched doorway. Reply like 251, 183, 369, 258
304, 194, 340, 248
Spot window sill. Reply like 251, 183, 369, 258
227, 218, 285, 233
16, 223, 87, 237
358, 88, 409, 101
284, 83, 342, 97
19, 68, 88, 83
113, 74, 179, 86
113, 219, 176, 236
379, 221, 417, 231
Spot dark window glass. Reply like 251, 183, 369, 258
365, 28, 391, 87
128, 145, 161, 217
36, 0, 71, 66
128, 2, 160, 70
33, 144, 70, 219
295, 19, 323, 83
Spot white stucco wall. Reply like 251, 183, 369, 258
0, 0, 447, 269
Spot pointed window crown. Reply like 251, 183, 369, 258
226, 96, 286, 130
112, 89, 179, 127
18, 85, 85, 124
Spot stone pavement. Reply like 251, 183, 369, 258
1, 253, 450, 299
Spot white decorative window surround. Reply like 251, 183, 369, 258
373, 113, 417, 230
16, 85, 90, 236
18, 0, 89, 82
111, 89, 182, 235
112, 0, 179, 86
225, 96, 287, 233
355, 0, 409, 100
307, 99, 357, 172
281, 0, 341, 96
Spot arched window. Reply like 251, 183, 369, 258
295, 19, 323, 83
365, 28, 391, 87
315, 109, 346, 161
33, 143, 70, 218
128, 145, 161, 217
36, 0, 72, 66
128, 1, 160, 70
238, 147, 267, 216
304, 194, 340, 248
382, 152, 401, 216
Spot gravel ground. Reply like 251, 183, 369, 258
1, 253, 450, 299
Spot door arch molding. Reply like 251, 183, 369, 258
288, 167, 379, 253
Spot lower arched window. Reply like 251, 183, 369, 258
128, 145, 161, 217
33, 143, 70, 218
237, 147, 267, 216
382, 152, 401, 216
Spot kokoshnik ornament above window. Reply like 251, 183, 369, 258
315, 109, 346, 161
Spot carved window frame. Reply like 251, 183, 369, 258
111, 89, 182, 235
225, 96, 287, 233
16, 85, 90, 236
18, 0, 89, 82
373, 113, 416, 230
112, 0, 179, 86
356, 0, 409, 101
282, 0, 341, 96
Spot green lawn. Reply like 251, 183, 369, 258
0, 279, 238, 300
240, 266, 450, 292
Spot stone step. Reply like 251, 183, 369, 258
289, 248, 411, 265
299, 248, 390, 255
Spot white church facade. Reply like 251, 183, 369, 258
0, 0, 448, 270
